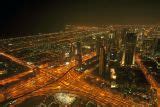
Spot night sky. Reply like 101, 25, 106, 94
0, 0, 160, 38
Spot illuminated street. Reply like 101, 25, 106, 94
1, 0, 160, 106
0, 24, 160, 106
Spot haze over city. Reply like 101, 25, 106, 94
0, 0, 160, 107
0, 0, 160, 38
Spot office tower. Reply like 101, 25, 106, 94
104, 37, 110, 54
75, 42, 82, 68
108, 32, 115, 46
154, 38, 160, 56
154, 37, 160, 70
99, 46, 106, 75
108, 32, 119, 51
142, 37, 155, 56
114, 30, 121, 48
107, 32, 119, 62
96, 37, 101, 56
121, 33, 137, 66
70, 43, 75, 57
121, 28, 128, 45
110, 48, 118, 61
95, 35, 106, 54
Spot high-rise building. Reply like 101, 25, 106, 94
142, 37, 155, 56
121, 28, 128, 45
108, 32, 119, 62
96, 37, 101, 56
99, 46, 106, 75
154, 38, 160, 56
110, 48, 118, 62
121, 33, 137, 67
70, 43, 75, 57
75, 42, 82, 69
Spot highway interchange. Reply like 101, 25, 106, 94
0, 25, 159, 106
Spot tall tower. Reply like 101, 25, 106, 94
75, 42, 82, 68
99, 46, 106, 75
142, 37, 155, 56
121, 33, 137, 67
110, 48, 117, 61
70, 43, 75, 57
154, 38, 160, 56
96, 37, 101, 56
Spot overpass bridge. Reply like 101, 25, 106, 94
0, 52, 149, 106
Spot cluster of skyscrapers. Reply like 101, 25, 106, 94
72, 27, 160, 78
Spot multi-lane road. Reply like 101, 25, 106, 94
136, 54, 160, 105
0, 52, 95, 102
0, 51, 35, 86
0, 29, 152, 106
0, 51, 148, 106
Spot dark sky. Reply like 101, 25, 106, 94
0, 0, 160, 38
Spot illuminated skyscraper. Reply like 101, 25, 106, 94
121, 28, 128, 45
99, 46, 106, 75
96, 37, 101, 56
121, 33, 137, 67
75, 42, 82, 68
108, 32, 118, 62
70, 43, 75, 56
110, 48, 118, 61
142, 37, 155, 56
154, 38, 160, 56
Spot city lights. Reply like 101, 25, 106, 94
0, 25, 160, 107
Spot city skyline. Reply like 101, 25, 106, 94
0, 0, 160, 106
0, 25, 160, 106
